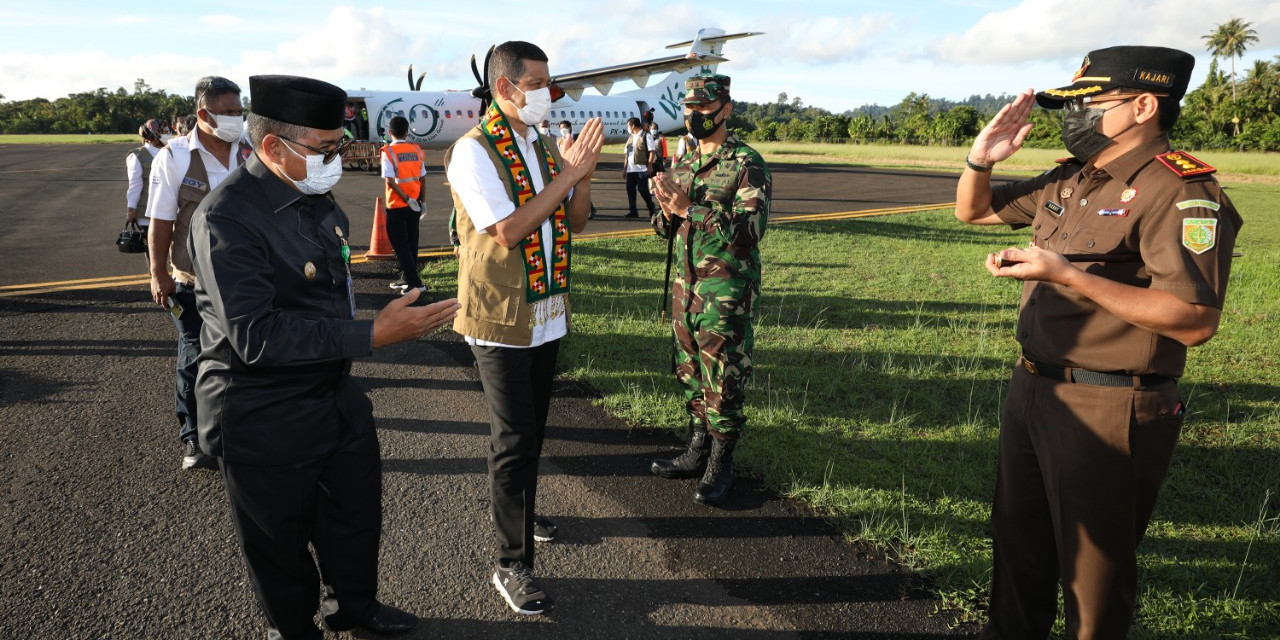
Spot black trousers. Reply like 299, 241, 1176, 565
384, 206, 421, 288
219, 427, 382, 640
625, 171, 656, 216
471, 339, 559, 569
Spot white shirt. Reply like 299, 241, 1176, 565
379, 138, 428, 179
146, 131, 248, 222
447, 126, 568, 349
125, 144, 160, 224
624, 132, 651, 173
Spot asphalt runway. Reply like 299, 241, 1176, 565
0, 143, 983, 639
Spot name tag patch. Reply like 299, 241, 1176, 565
1176, 199, 1221, 212
1182, 218, 1218, 254
1097, 208, 1129, 217
1045, 201, 1064, 216
181, 176, 208, 190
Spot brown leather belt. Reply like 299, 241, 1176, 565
1019, 356, 1173, 389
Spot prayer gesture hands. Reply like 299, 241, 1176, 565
562, 117, 603, 183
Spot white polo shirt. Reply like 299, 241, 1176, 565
447, 126, 569, 349
146, 131, 248, 222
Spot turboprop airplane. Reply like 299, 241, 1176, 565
344, 28, 761, 150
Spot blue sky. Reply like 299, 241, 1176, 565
3, 1, 1279, 112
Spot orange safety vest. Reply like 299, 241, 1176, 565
382, 140, 424, 208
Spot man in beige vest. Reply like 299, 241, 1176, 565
445, 40, 602, 616
147, 76, 250, 471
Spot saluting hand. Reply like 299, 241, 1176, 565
562, 117, 603, 183
372, 290, 461, 347
969, 88, 1036, 166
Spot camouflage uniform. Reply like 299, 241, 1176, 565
653, 131, 771, 437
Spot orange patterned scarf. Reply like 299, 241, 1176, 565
479, 104, 571, 302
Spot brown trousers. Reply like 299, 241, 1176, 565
981, 363, 1183, 640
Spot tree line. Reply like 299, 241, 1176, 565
3, 19, 1275, 150
0, 80, 196, 136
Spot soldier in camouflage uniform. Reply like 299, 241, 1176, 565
648, 73, 772, 506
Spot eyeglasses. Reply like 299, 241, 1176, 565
1063, 92, 1166, 112
279, 135, 351, 164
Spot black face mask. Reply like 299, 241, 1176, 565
686, 102, 727, 140
1060, 98, 1134, 162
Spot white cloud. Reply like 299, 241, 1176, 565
200, 14, 242, 27
0, 50, 226, 101
934, 0, 1280, 65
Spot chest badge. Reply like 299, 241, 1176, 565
1097, 208, 1129, 217
1045, 201, 1064, 216
1060, 186, 1074, 199
304, 261, 317, 279
1120, 187, 1137, 203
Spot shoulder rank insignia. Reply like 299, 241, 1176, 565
1156, 151, 1216, 177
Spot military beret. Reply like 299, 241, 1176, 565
249, 75, 347, 130
1036, 46, 1196, 109
682, 73, 731, 106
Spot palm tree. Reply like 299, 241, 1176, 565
1203, 17, 1260, 135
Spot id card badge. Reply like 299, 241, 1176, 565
335, 227, 356, 319
346, 275, 357, 319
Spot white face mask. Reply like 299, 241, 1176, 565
281, 140, 343, 195
209, 112, 244, 142
508, 80, 552, 126
559, 128, 570, 137
538, 125, 550, 136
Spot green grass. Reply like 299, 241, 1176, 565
746, 141, 1280, 179
0, 133, 136, 144
604, 139, 1280, 179
420, 181, 1280, 638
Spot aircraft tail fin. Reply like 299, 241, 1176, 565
666, 29, 764, 70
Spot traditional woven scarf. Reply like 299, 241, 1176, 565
478, 104, 571, 303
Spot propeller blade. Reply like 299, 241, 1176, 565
407, 64, 415, 91
415, 72, 426, 92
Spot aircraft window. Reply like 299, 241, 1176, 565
571, 111, 576, 118
468, 110, 474, 118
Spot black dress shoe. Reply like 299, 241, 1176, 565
359, 604, 419, 635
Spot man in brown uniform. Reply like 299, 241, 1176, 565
955, 46, 1242, 639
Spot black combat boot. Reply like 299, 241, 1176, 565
694, 437, 736, 505
650, 419, 710, 479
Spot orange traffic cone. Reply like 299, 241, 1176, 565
365, 196, 395, 261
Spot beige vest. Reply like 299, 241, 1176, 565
445, 127, 570, 346
171, 142, 245, 284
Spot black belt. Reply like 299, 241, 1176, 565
1019, 356, 1173, 388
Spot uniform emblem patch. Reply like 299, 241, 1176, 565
181, 176, 208, 190
1060, 187, 1074, 199
1182, 218, 1217, 254
1097, 209, 1129, 217
1045, 201, 1064, 216
1176, 199, 1221, 212
1120, 187, 1137, 203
